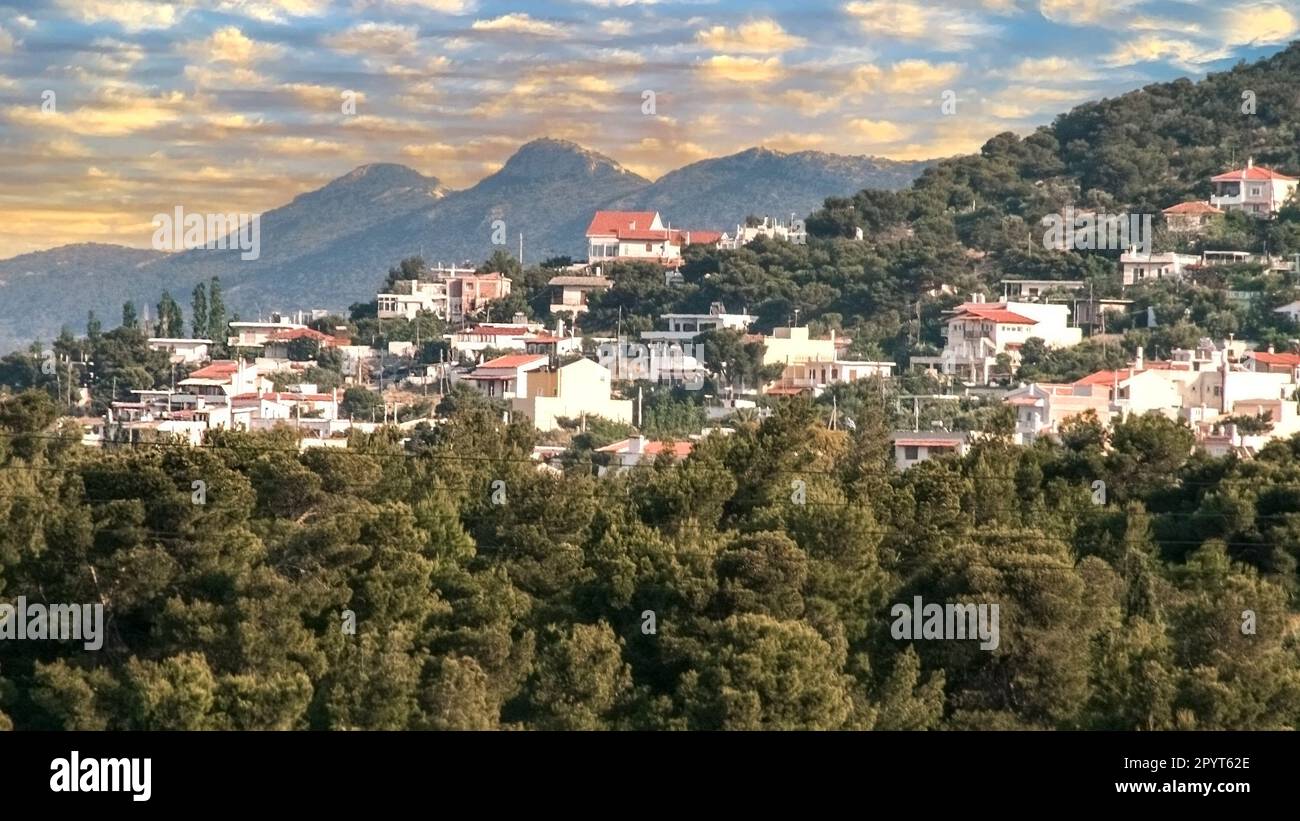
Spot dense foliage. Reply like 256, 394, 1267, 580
1, 391, 1297, 730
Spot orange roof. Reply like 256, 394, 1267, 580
1074, 368, 1149, 386
1163, 201, 1223, 215
231, 392, 335, 402
683, 230, 723, 245
954, 307, 1038, 324
476, 354, 548, 369
597, 438, 694, 458
1212, 165, 1298, 182
1248, 351, 1300, 366
587, 211, 660, 236
188, 360, 241, 379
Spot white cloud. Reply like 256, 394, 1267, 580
1102, 35, 1230, 69
471, 13, 565, 36
844, 1, 996, 49
0, 25, 13, 54
325, 22, 419, 54
1220, 3, 1299, 46
54, 0, 189, 31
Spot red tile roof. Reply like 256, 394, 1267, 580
476, 354, 548, 369
1163, 201, 1223, 215
264, 327, 340, 346
597, 438, 694, 458
1212, 165, 1298, 182
465, 324, 531, 336
954, 307, 1038, 324
683, 230, 724, 245
187, 360, 241, 379
1248, 351, 1300, 366
587, 211, 660, 236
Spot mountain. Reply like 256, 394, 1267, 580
0, 138, 930, 351
608, 147, 927, 231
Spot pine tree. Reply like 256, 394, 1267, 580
191, 282, 208, 339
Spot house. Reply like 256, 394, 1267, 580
523, 319, 583, 358
596, 436, 694, 475
911, 297, 1082, 384
259, 327, 342, 360
641, 303, 755, 343
378, 279, 447, 320
759, 326, 848, 368
999, 279, 1084, 302
463, 353, 549, 400
585, 211, 720, 267
719, 216, 807, 249
1242, 348, 1300, 376
1119, 250, 1200, 286
1210, 158, 1298, 216
378, 272, 512, 323
768, 358, 895, 397
447, 323, 542, 357
511, 357, 634, 431
890, 431, 971, 470
1004, 382, 1113, 442
1274, 302, 1300, 323
147, 337, 213, 364
1162, 201, 1224, 233
177, 359, 271, 400
227, 318, 307, 349
548, 275, 611, 315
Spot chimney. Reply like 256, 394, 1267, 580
1135, 346, 1144, 370
1247, 156, 1254, 169
1269, 343, 1275, 354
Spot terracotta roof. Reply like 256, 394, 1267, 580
683, 230, 723, 245
597, 438, 694, 458
187, 360, 241, 379
476, 354, 548, 369
1163, 201, 1223, 215
1212, 165, 1298, 182
954, 307, 1038, 324
231, 392, 335, 402
587, 211, 660, 236
1248, 351, 1300, 366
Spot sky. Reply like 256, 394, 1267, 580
0, 0, 1297, 259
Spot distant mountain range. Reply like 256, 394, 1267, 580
0, 138, 930, 352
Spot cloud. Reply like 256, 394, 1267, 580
854, 59, 964, 93
696, 19, 807, 53
847, 118, 910, 141
325, 22, 419, 54
386, 0, 476, 12
8, 88, 187, 136
1102, 35, 1230, 69
54, 0, 190, 31
212, 0, 331, 23
600, 20, 632, 36
186, 26, 282, 64
1220, 3, 1298, 46
699, 55, 783, 83
0, 25, 14, 54
1038, 0, 1141, 26
997, 56, 1099, 82
843, 1, 995, 48
471, 13, 565, 36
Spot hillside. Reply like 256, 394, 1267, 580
0, 140, 927, 351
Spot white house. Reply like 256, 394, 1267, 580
641, 303, 755, 343
463, 353, 550, 400
595, 436, 694, 475
1120, 250, 1201, 286
1210, 158, 1298, 216
512, 357, 634, 431
912, 298, 1082, 384
585, 210, 722, 267
148, 337, 212, 364
890, 431, 971, 470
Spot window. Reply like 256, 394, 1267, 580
904, 445, 919, 460
645, 243, 653, 251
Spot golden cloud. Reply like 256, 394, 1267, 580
471, 14, 564, 36
699, 55, 784, 83
696, 19, 807, 53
